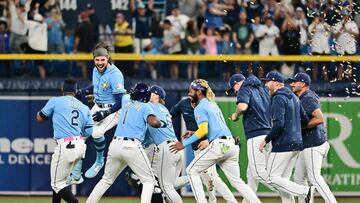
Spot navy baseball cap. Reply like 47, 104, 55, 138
288, 72, 311, 86
226, 74, 245, 94
261, 71, 284, 83
150, 85, 166, 100
62, 79, 77, 93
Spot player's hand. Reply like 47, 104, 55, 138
85, 95, 94, 103
233, 136, 240, 145
259, 140, 267, 153
231, 113, 239, 121
198, 139, 209, 150
182, 131, 194, 139
169, 142, 184, 153
92, 110, 111, 122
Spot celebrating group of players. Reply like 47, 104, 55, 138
36, 42, 337, 203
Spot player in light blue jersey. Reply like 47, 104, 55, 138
87, 83, 167, 203
77, 42, 126, 179
145, 85, 189, 203
170, 79, 261, 203
36, 79, 93, 203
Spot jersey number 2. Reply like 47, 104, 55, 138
71, 110, 79, 126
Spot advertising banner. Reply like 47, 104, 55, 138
182, 97, 360, 196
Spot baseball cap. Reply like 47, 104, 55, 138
261, 71, 284, 83
288, 72, 311, 86
137, 3, 145, 9
226, 74, 245, 94
116, 13, 125, 19
150, 85, 166, 100
296, 7, 303, 12
62, 79, 77, 93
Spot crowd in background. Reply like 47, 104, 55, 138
0, 0, 359, 82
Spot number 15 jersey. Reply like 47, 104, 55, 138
40, 95, 93, 140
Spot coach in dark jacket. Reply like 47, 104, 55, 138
259, 71, 313, 203
228, 73, 273, 198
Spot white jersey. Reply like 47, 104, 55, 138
256, 24, 280, 56
333, 20, 359, 55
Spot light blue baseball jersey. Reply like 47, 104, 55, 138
93, 64, 126, 104
146, 103, 177, 145
41, 96, 93, 140
194, 98, 232, 142
114, 101, 155, 142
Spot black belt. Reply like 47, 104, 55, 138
97, 103, 113, 108
220, 136, 231, 140
166, 140, 176, 144
113, 137, 135, 141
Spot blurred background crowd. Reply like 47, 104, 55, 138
0, 0, 359, 83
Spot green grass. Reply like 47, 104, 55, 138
0, 197, 359, 203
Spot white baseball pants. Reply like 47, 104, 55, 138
267, 151, 309, 202
187, 138, 261, 203
194, 149, 238, 203
51, 137, 86, 193
90, 103, 119, 139
86, 138, 155, 203
294, 142, 337, 203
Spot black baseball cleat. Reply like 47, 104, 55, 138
305, 186, 315, 203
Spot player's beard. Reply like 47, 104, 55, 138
190, 94, 198, 104
96, 63, 108, 73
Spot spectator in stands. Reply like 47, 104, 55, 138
251, 15, 261, 54
9, 0, 29, 54
255, 16, 280, 77
0, 19, 10, 77
232, 11, 254, 55
333, 9, 359, 81
73, 11, 96, 79
222, 0, 241, 28
25, 13, 47, 79
179, 0, 205, 19
280, 16, 300, 77
308, 13, 331, 81
166, 6, 189, 52
185, 19, 200, 80
85, 3, 99, 46
150, 11, 164, 52
218, 27, 234, 79
205, 0, 233, 29
162, 19, 181, 79
114, 12, 134, 77
46, 8, 65, 53
245, 0, 264, 24
132, 0, 154, 54
294, 7, 309, 55
200, 25, 221, 78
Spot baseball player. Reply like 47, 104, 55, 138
259, 71, 313, 203
86, 83, 167, 203
227, 73, 274, 201
170, 97, 238, 203
170, 79, 261, 203
289, 73, 337, 203
36, 79, 93, 203
145, 85, 189, 203
77, 42, 126, 179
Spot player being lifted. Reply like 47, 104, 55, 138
170, 79, 261, 203
86, 83, 167, 203
36, 79, 93, 203
76, 42, 126, 179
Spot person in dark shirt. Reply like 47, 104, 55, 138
259, 71, 313, 203
289, 72, 337, 203
170, 97, 237, 203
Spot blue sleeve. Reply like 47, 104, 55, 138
236, 87, 250, 104
110, 71, 125, 94
83, 109, 93, 138
41, 98, 56, 117
194, 105, 208, 125
183, 134, 200, 147
143, 103, 155, 122
109, 93, 124, 113
265, 96, 285, 143
302, 96, 320, 116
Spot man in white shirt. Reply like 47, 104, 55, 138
162, 19, 181, 80
9, 0, 30, 53
255, 16, 280, 78
332, 9, 359, 81
166, 7, 190, 40
308, 13, 331, 81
